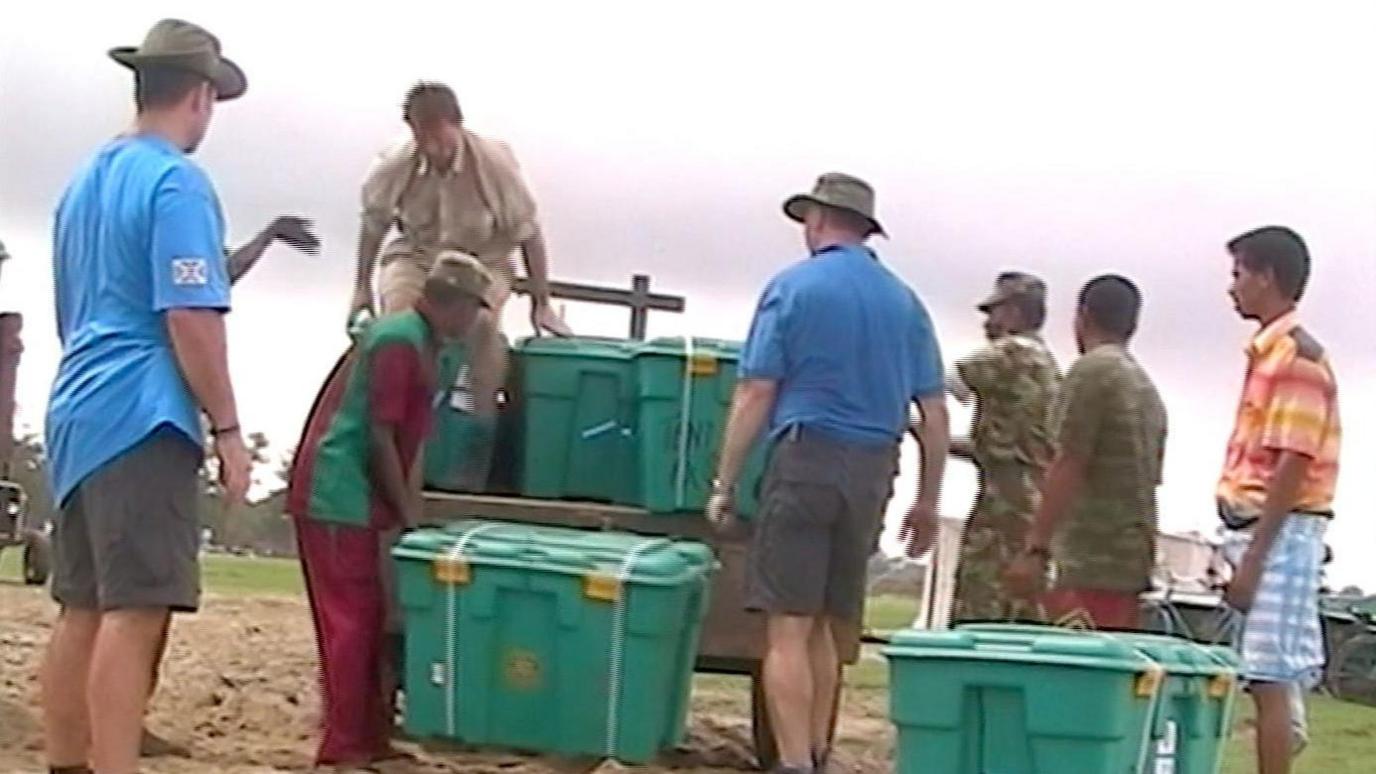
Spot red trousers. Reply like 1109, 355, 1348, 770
296, 515, 393, 765
1044, 587, 1142, 631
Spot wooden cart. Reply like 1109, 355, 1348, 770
420, 274, 862, 768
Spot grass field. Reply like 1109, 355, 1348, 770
4, 550, 1373, 768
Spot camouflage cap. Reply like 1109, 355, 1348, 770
427, 251, 493, 308
978, 271, 1047, 313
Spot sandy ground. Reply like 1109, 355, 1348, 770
0, 582, 892, 773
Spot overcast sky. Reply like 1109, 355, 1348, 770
2, 2, 1373, 585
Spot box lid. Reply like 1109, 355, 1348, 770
885, 627, 1161, 674
515, 336, 638, 360
953, 623, 1240, 676
394, 519, 714, 585
636, 337, 742, 361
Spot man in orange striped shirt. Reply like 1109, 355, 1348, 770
1218, 226, 1340, 774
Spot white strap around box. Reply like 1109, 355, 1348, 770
443, 522, 505, 737
673, 338, 696, 510
604, 537, 670, 758
439, 523, 671, 757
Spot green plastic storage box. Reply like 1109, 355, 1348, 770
633, 337, 766, 516
885, 627, 1169, 774
424, 396, 491, 492
957, 624, 1241, 774
950, 624, 1241, 774
424, 341, 498, 493
1110, 632, 1239, 774
512, 337, 639, 504
392, 520, 715, 762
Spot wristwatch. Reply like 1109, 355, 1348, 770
711, 478, 736, 495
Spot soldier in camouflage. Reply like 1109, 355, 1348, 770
947, 272, 1061, 622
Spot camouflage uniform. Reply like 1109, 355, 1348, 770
1051, 344, 1167, 595
949, 275, 1061, 623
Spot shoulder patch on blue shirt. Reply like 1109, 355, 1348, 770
171, 257, 210, 286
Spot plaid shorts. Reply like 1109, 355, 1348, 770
1221, 514, 1327, 686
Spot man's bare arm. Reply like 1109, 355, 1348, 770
370, 420, 415, 527
913, 394, 950, 510
228, 230, 273, 285
715, 379, 779, 489
166, 309, 238, 429
352, 220, 388, 314
1247, 451, 1310, 562
521, 228, 573, 336
899, 394, 950, 557
1223, 451, 1310, 611
1026, 450, 1088, 550
519, 228, 552, 305
228, 216, 319, 285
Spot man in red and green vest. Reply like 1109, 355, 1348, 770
286, 251, 490, 769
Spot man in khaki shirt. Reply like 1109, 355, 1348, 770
351, 82, 570, 426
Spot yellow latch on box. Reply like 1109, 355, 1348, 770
584, 573, 621, 602
688, 352, 717, 377
1134, 666, 1164, 698
433, 557, 471, 585
1208, 674, 1234, 699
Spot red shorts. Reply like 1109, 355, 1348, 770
1043, 587, 1142, 631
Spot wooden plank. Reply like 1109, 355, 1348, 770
510, 276, 685, 313
422, 491, 719, 541
507, 274, 685, 340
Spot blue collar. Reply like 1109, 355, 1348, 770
812, 243, 875, 260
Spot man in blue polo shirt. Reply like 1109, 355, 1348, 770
36, 20, 313, 774
708, 172, 950, 774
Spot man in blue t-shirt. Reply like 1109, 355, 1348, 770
40, 20, 316, 774
708, 173, 949, 774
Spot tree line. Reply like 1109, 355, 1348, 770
8, 432, 299, 557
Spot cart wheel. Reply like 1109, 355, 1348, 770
749, 665, 843, 771
22, 529, 51, 586
1327, 633, 1376, 707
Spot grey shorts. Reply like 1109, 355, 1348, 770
746, 427, 898, 621
52, 428, 203, 612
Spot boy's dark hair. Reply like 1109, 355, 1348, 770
134, 65, 208, 112
403, 82, 463, 125
1228, 226, 1310, 302
1079, 274, 1141, 339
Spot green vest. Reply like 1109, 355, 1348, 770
306, 311, 458, 526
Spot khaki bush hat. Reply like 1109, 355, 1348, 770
783, 172, 886, 237
110, 19, 247, 101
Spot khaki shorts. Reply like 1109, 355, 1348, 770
378, 250, 514, 316
746, 426, 899, 622
52, 427, 202, 612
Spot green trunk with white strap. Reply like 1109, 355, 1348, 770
632, 337, 768, 516
509, 335, 768, 517
886, 624, 1241, 774
392, 520, 715, 762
